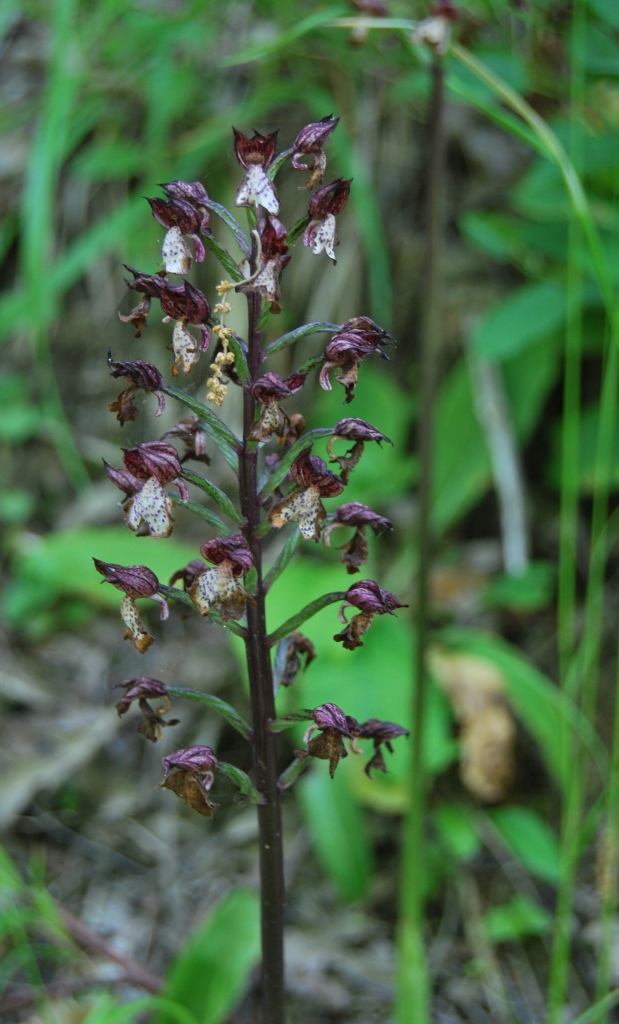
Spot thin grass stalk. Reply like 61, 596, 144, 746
594, 640, 619, 1020
238, 284, 286, 1024
395, 55, 445, 1024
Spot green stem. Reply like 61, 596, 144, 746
395, 56, 445, 1024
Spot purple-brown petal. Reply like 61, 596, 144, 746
308, 178, 351, 219
199, 534, 254, 576
292, 114, 339, 158
345, 579, 407, 614
122, 441, 182, 484
331, 418, 392, 445
162, 745, 218, 777
93, 559, 160, 598
312, 702, 352, 736
233, 127, 279, 169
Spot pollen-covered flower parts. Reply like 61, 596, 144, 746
96, 116, 407, 816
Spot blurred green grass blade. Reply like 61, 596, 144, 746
298, 768, 374, 902
155, 888, 260, 1024
487, 806, 561, 885
471, 281, 567, 361
221, 7, 348, 66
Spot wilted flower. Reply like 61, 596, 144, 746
350, 717, 409, 775
93, 559, 169, 653
327, 417, 392, 481
169, 558, 208, 590
233, 128, 280, 215
106, 441, 188, 539
324, 501, 393, 573
236, 215, 290, 313
274, 631, 316, 689
123, 267, 211, 375
303, 178, 351, 262
411, 0, 459, 54
160, 745, 219, 816
249, 370, 307, 443
334, 579, 407, 650
114, 677, 178, 742
188, 534, 254, 622
291, 114, 339, 189
146, 179, 211, 273
269, 447, 344, 541
320, 316, 393, 403
296, 703, 358, 778
107, 355, 165, 427
161, 416, 210, 465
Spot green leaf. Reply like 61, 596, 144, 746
201, 233, 245, 281
203, 199, 250, 257
483, 894, 552, 944
488, 806, 561, 885
156, 889, 260, 1024
297, 768, 374, 902
471, 281, 566, 361
268, 591, 347, 646
217, 761, 263, 803
170, 495, 228, 533
263, 529, 302, 592
181, 469, 243, 525
263, 321, 338, 358
166, 688, 251, 739
481, 561, 556, 612
433, 803, 481, 863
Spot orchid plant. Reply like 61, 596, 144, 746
95, 116, 408, 1024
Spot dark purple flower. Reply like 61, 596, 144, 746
236, 215, 290, 312
114, 677, 178, 742
327, 417, 392, 481
93, 559, 168, 653
291, 114, 339, 189
324, 502, 393, 574
161, 416, 210, 465
334, 579, 407, 650
249, 370, 307, 442
320, 317, 393, 403
274, 631, 316, 688
351, 717, 409, 776
269, 447, 345, 541
160, 745, 219, 817
147, 181, 211, 270
108, 356, 165, 427
123, 267, 211, 374
105, 442, 188, 539
233, 128, 280, 214
296, 703, 357, 778
169, 558, 207, 590
303, 178, 351, 263
188, 534, 254, 622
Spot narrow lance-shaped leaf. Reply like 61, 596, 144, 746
163, 385, 239, 470
158, 584, 247, 638
217, 761, 265, 804
201, 232, 246, 282
181, 469, 244, 525
202, 197, 251, 257
287, 213, 311, 245
259, 428, 334, 500
268, 592, 348, 646
227, 334, 250, 385
270, 711, 314, 733
263, 530, 302, 592
167, 687, 252, 740
263, 321, 340, 358
169, 494, 229, 534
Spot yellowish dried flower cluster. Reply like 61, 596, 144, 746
207, 281, 236, 406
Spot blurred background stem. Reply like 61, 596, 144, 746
395, 54, 445, 1024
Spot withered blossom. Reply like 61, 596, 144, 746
334, 579, 407, 650
351, 718, 409, 776
169, 558, 208, 591
114, 677, 179, 742
411, 0, 459, 54
249, 370, 307, 443
233, 128, 280, 214
327, 417, 392, 481
269, 447, 344, 541
160, 745, 219, 817
108, 355, 165, 427
93, 559, 169, 653
188, 534, 254, 622
123, 267, 211, 375
118, 294, 151, 337
291, 114, 339, 189
296, 703, 358, 778
274, 631, 316, 689
324, 501, 393, 573
161, 415, 210, 465
303, 178, 351, 263
320, 316, 393, 403
147, 179, 211, 273
236, 215, 290, 313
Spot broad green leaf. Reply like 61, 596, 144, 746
433, 803, 481, 863
481, 561, 556, 612
156, 889, 260, 1024
483, 894, 552, 944
471, 281, 566, 361
297, 768, 373, 902
487, 806, 561, 885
